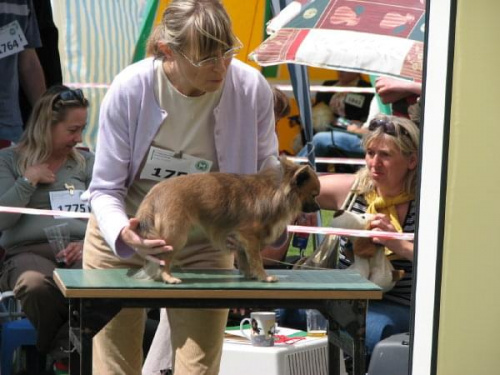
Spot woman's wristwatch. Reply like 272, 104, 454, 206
21, 176, 36, 186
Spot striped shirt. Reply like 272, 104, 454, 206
339, 195, 415, 306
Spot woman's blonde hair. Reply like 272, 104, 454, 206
146, 0, 238, 61
16, 85, 89, 175
356, 114, 420, 196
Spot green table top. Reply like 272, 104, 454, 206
54, 268, 382, 300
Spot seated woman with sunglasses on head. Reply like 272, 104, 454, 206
0, 85, 93, 365
279, 114, 419, 361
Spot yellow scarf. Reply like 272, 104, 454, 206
365, 191, 414, 255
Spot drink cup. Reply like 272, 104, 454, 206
240, 311, 276, 347
44, 223, 70, 266
306, 309, 328, 337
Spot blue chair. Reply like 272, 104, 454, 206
1, 318, 38, 375
0, 291, 38, 375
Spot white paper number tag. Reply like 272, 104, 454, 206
139, 146, 213, 182
49, 190, 91, 219
344, 93, 366, 109
0, 21, 28, 60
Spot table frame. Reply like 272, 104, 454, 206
54, 270, 381, 375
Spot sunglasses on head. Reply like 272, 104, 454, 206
58, 89, 85, 102
368, 118, 411, 139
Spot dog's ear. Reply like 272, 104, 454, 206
292, 165, 313, 187
275, 156, 296, 182
277, 155, 295, 171
259, 155, 280, 172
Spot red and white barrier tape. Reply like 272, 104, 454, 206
65, 83, 110, 89
287, 156, 366, 165
287, 225, 414, 241
274, 84, 375, 94
66, 83, 375, 94
0, 207, 412, 241
0, 206, 90, 219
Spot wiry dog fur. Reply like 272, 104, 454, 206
135, 157, 320, 284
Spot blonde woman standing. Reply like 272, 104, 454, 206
83, 1, 278, 374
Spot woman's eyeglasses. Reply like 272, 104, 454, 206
58, 89, 85, 102
368, 118, 411, 139
175, 42, 243, 68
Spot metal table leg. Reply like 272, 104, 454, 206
325, 300, 368, 375
68, 298, 121, 374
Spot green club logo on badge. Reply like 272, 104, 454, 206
195, 161, 209, 171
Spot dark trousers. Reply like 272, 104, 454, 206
0, 244, 80, 358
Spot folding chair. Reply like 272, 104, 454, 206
0, 291, 39, 375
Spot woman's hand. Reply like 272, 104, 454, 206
369, 213, 395, 232
64, 241, 84, 266
369, 213, 414, 260
369, 213, 398, 247
347, 124, 368, 135
120, 218, 173, 258
375, 77, 422, 104
24, 163, 56, 185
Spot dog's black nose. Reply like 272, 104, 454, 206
302, 202, 320, 213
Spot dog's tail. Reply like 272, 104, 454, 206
132, 209, 167, 281
136, 208, 162, 240
130, 258, 163, 281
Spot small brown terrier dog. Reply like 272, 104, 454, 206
135, 157, 320, 284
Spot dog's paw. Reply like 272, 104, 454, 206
262, 275, 279, 283
161, 274, 182, 284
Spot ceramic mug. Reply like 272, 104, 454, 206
240, 311, 276, 347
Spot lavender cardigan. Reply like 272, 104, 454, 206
89, 58, 278, 257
